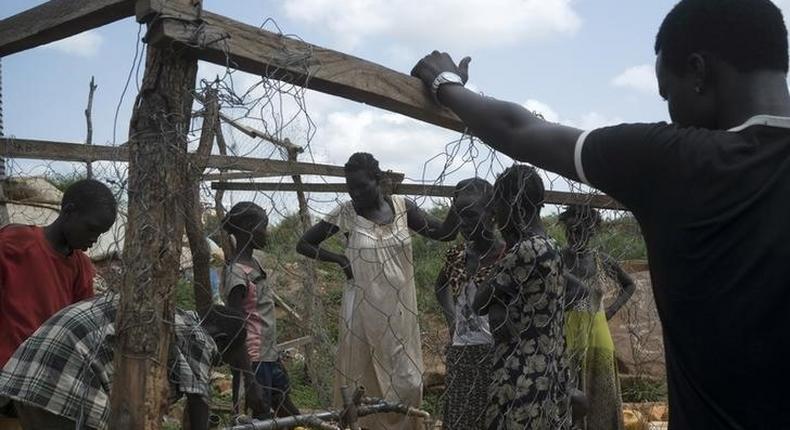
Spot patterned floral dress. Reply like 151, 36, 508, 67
483, 235, 571, 430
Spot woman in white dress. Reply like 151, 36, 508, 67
297, 152, 458, 429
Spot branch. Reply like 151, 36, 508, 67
185, 89, 219, 316
194, 92, 302, 153
84, 76, 97, 179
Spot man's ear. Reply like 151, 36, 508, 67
687, 53, 710, 94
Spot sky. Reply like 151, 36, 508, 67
2, 0, 789, 219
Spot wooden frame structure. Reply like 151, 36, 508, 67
0, 1, 624, 428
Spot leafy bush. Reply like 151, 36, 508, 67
621, 375, 667, 403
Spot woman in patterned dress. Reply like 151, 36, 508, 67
434, 178, 506, 429
297, 152, 458, 430
473, 165, 571, 430
560, 205, 635, 430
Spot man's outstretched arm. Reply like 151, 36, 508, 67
411, 52, 584, 182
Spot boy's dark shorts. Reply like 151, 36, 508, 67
252, 361, 291, 401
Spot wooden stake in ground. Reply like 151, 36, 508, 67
185, 88, 219, 316
84, 76, 97, 179
212, 120, 233, 261
288, 146, 333, 405
108, 1, 200, 427
0, 58, 9, 227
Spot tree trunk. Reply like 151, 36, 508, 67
108, 3, 199, 427
185, 89, 218, 316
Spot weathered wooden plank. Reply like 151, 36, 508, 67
0, 137, 126, 162
211, 181, 625, 210
202, 171, 287, 181
145, 8, 467, 132
0, 137, 363, 178
0, 0, 135, 57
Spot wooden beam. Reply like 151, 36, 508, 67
0, 137, 127, 162
0, 0, 135, 57
144, 8, 467, 132
0, 137, 399, 179
211, 181, 625, 210
202, 171, 288, 181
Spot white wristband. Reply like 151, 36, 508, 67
431, 71, 464, 105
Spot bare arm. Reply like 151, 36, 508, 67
226, 285, 246, 311
296, 221, 353, 279
472, 279, 495, 315
405, 198, 459, 241
434, 267, 456, 336
411, 52, 583, 180
602, 253, 636, 320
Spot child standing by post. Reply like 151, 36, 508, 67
221, 202, 299, 419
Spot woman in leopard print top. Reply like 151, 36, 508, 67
434, 178, 506, 429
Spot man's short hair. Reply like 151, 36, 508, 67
61, 179, 117, 215
655, 0, 788, 74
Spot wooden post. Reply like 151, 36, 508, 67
108, 1, 200, 428
0, 58, 8, 227
212, 121, 233, 261
84, 76, 97, 179
185, 89, 219, 316
287, 146, 332, 404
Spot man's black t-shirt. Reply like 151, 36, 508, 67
578, 115, 790, 429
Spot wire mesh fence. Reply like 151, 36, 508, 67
0, 16, 664, 430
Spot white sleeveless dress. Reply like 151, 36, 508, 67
324, 195, 424, 430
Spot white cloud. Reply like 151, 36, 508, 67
281, 0, 581, 51
567, 112, 624, 130
46, 31, 102, 57
522, 99, 622, 130
611, 64, 658, 95
523, 99, 560, 122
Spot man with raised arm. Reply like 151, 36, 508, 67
410, 0, 790, 428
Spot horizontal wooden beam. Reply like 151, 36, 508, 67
0, 137, 398, 179
145, 7, 467, 133
203, 170, 403, 184
0, 137, 127, 162
210, 181, 625, 210
0, 0, 135, 57
202, 171, 294, 182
